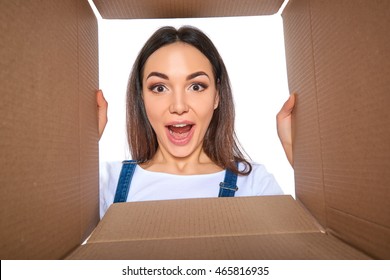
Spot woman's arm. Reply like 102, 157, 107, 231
276, 93, 296, 167
97, 89, 108, 140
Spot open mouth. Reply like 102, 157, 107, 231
166, 123, 195, 145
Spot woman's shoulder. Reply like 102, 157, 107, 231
237, 161, 284, 195
100, 160, 123, 176
238, 161, 269, 175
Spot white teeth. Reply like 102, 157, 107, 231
172, 124, 187, 127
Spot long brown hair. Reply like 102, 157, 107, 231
127, 26, 252, 175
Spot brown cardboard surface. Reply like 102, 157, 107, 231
327, 208, 390, 260
283, 0, 390, 259
0, 0, 98, 259
67, 232, 370, 260
1, 0, 389, 260
88, 196, 320, 243
68, 195, 370, 259
311, 0, 390, 259
78, 0, 101, 246
282, 0, 326, 226
93, 0, 284, 19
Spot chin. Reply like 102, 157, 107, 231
167, 148, 195, 159
164, 141, 202, 159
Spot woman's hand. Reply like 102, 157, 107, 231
97, 90, 108, 140
276, 93, 296, 167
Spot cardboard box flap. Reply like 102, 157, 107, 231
88, 196, 321, 243
283, 0, 390, 259
0, 0, 99, 259
68, 232, 370, 260
281, 0, 326, 227
92, 0, 284, 19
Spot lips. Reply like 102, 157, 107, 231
165, 122, 195, 146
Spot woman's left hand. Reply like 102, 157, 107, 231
276, 93, 296, 167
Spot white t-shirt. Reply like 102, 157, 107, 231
99, 161, 283, 218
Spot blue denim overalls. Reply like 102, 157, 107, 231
113, 160, 238, 203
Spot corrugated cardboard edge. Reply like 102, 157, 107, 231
93, 0, 285, 19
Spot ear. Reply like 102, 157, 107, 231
214, 90, 220, 110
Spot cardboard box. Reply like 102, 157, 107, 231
0, 0, 389, 259
66, 196, 370, 259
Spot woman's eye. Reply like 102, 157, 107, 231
189, 83, 207, 92
150, 85, 167, 93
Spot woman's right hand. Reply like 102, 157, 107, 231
97, 90, 108, 140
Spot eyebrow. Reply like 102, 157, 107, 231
146, 72, 169, 80
186, 71, 210, 81
146, 71, 210, 81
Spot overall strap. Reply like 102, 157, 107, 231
218, 162, 239, 197
113, 160, 137, 203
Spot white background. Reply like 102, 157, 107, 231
96, 13, 295, 196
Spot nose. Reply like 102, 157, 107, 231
169, 91, 189, 115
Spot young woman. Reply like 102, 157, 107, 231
97, 26, 295, 218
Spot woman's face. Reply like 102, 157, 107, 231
142, 42, 219, 160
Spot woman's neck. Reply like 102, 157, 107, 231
140, 147, 222, 175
